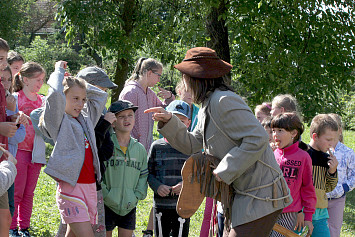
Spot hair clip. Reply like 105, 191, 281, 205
262, 103, 271, 110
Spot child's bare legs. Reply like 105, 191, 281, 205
0, 209, 11, 236
106, 228, 133, 237
66, 221, 95, 237
146, 208, 154, 231
106, 230, 113, 237
118, 227, 133, 237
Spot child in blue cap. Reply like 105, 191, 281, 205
148, 100, 191, 237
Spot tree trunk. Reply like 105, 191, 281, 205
206, 1, 231, 84
88, 48, 103, 68
111, 0, 137, 101
112, 57, 129, 101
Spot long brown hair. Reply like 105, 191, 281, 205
182, 74, 233, 104
13, 62, 45, 92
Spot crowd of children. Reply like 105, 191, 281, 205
0, 36, 354, 237
256, 94, 354, 237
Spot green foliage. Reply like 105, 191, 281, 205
15, 36, 95, 76
339, 91, 355, 130
56, 0, 355, 122
227, 0, 355, 122
0, 0, 28, 46
55, 0, 211, 95
0, 0, 57, 47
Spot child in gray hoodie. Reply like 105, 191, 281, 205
39, 61, 107, 237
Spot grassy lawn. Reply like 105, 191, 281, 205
31, 173, 206, 236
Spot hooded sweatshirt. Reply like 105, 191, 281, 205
274, 141, 316, 221
39, 67, 107, 186
101, 132, 148, 216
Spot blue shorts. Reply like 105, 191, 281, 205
312, 218, 330, 237
104, 205, 136, 231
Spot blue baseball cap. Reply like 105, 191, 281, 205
166, 100, 191, 119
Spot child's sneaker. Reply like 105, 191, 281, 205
142, 230, 153, 237
18, 228, 31, 237
9, 229, 21, 237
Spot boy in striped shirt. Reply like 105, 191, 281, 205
307, 114, 338, 237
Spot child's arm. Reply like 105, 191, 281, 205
344, 149, 355, 194
38, 63, 66, 141
8, 124, 25, 146
156, 86, 175, 106
326, 152, 339, 193
147, 144, 164, 194
134, 147, 148, 200
83, 83, 108, 127
0, 149, 17, 196
95, 115, 115, 163
95, 113, 115, 149
171, 181, 182, 195
0, 122, 17, 138
301, 155, 317, 222
30, 107, 54, 145
7, 97, 26, 145
6, 94, 16, 112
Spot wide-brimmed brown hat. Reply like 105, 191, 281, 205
174, 47, 232, 79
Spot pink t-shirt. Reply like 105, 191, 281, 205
16, 90, 43, 152
274, 141, 317, 221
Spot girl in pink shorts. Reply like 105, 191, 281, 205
38, 61, 107, 237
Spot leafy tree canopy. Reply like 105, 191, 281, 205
226, 0, 355, 121
29, 0, 355, 121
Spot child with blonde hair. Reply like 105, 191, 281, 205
271, 94, 299, 117
10, 62, 46, 237
39, 61, 107, 237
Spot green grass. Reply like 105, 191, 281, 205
30, 174, 206, 236
28, 121, 355, 236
